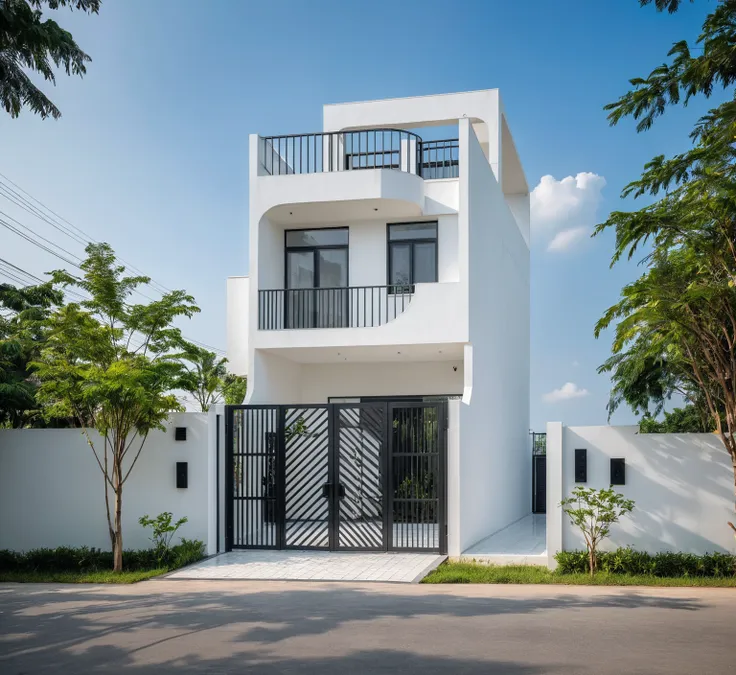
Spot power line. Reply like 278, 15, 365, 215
0, 172, 173, 296
0, 174, 226, 355
0, 215, 82, 268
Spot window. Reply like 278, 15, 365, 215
284, 228, 349, 328
388, 222, 437, 288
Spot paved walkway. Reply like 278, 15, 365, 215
462, 514, 547, 565
166, 551, 446, 583
0, 581, 733, 674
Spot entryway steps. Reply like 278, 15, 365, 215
166, 551, 447, 583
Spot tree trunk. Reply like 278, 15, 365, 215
588, 547, 595, 576
113, 485, 123, 573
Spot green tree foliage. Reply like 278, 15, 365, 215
32, 243, 199, 571
0, 0, 101, 120
177, 345, 248, 410
221, 372, 247, 405
0, 281, 62, 427
639, 404, 712, 433
596, 0, 736, 510
560, 487, 635, 576
178, 344, 228, 412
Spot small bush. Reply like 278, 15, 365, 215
555, 548, 736, 578
172, 539, 206, 568
0, 542, 205, 574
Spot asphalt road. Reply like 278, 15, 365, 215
0, 580, 733, 674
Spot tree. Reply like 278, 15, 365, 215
178, 345, 228, 413
638, 404, 712, 433
32, 243, 199, 571
596, 0, 736, 513
221, 372, 247, 405
0, 281, 62, 427
560, 487, 635, 576
0, 0, 101, 120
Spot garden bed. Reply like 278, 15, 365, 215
421, 562, 736, 586
0, 540, 205, 584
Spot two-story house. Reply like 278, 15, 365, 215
226, 89, 530, 558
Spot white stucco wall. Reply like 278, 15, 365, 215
226, 276, 249, 378
546, 424, 736, 566
301, 361, 463, 402
456, 119, 531, 554
0, 414, 213, 553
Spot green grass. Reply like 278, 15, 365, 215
422, 562, 736, 587
0, 568, 167, 584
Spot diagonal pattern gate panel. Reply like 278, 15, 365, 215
284, 406, 330, 549
225, 401, 446, 554
335, 404, 386, 551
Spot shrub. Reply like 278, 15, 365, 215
0, 542, 205, 574
138, 512, 188, 567
560, 486, 635, 575
172, 539, 206, 568
555, 548, 736, 578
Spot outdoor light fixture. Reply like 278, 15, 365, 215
610, 458, 626, 485
176, 462, 188, 489
574, 448, 587, 483
175, 427, 187, 441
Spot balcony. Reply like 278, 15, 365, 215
261, 130, 459, 179
258, 285, 414, 331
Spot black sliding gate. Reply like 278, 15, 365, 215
225, 402, 447, 554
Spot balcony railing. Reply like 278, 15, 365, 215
420, 139, 459, 179
261, 129, 459, 178
259, 285, 414, 330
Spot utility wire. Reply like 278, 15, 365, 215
0, 174, 226, 354
0, 172, 173, 295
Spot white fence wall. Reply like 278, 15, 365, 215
547, 424, 735, 567
0, 413, 213, 553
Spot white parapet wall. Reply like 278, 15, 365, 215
546, 423, 735, 568
0, 413, 214, 553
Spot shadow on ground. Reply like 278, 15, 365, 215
0, 582, 716, 674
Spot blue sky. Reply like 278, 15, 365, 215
0, 0, 717, 427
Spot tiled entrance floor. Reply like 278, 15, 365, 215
166, 551, 446, 583
461, 514, 547, 565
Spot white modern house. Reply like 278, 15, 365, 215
226, 89, 530, 558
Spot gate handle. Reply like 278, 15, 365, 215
321, 483, 346, 499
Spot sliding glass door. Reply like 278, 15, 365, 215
285, 228, 348, 328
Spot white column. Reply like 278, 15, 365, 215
446, 398, 461, 557
546, 421, 564, 569
206, 404, 227, 555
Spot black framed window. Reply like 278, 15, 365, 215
284, 227, 349, 328
388, 222, 438, 288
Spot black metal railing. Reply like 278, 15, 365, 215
420, 139, 459, 179
258, 285, 414, 330
532, 432, 547, 455
261, 130, 460, 178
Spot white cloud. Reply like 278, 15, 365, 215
547, 226, 590, 252
543, 382, 590, 403
572, 360, 580, 367
530, 172, 606, 251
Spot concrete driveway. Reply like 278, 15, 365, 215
0, 580, 733, 674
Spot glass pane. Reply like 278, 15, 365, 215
287, 250, 314, 289
286, 228, 348, 247
318, 249, 348, 288
389, 222, 437, 241
413, 242, 437, 283
390, 244, 411, 285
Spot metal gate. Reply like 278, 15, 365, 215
532, 432, 546, 514
225, 401, 446, 553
